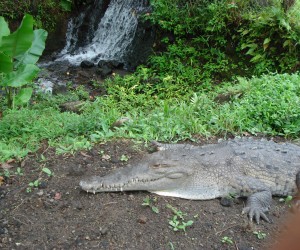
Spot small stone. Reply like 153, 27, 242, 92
0, 227, 8, 235
39, 181, 47, 189
37, 190, 44, 196
100, 227, 108, 235
85, 236, 90, 240
138, 215, 147, 224
220, 197, 233, 207
72, 201, 83, 210
128, 194, 134, 201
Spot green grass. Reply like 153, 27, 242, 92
1, 72, 300, 162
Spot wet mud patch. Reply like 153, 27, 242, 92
0, 139, 293, 249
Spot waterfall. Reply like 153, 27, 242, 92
57, 0, 152, 67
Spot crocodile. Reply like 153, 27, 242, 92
79, 138, 300, 223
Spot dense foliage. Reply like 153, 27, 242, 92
0, 14, 47, 108
145, 0, 300, 80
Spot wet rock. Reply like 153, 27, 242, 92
111, 117, 132, 128
220, 197, 233, 207
36, 78, 54, 94
80, 60, 94, 68
97, 65, 112, 78
98, 60, 124, 69
59, 101, 85, 113
78, 70, 91, 79
52, 83, 68, 95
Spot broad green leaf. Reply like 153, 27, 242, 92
14, 87, 33, 105
15, 29, 48, 68
60, 0, 72, 11
250, 54, 262, 63
0, 16, 10, 46
42, 167, 53, 176
2, 64, 39, 87
283, 39, 291, 48
1, 14, 34, 59
263, 38, 271, 45
263, 38, 270, 51
0, 51, 13, 74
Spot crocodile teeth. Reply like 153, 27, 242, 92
93, 190, 95, 194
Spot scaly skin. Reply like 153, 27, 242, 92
80, 138, 300, 223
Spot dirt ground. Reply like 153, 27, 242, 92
0, 138, 296, 250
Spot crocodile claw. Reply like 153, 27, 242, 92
242, 206, 270, 224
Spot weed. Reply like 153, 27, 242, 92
221, 236, 234, 245
253, 231, 267, 240
27, 179, 40, 193
166, 204, 193, 232
168, 241, 175, 250
120, 155, 129, 162
42, 167, 53, 177
142, 196, 159, 214
279, 195, 293, 205
15, 167, 23, 176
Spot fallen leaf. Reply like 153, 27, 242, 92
54, 192, 62, 200
102, 154, 111, 161
0, 163, 14, 169
80, 152, 91, 158
6, 159, 15, 164
0, 176, 4, 186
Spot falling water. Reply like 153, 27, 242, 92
57, 0, 151, 67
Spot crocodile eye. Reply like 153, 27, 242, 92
151, 163, 170, 168
152, 164, 161, 168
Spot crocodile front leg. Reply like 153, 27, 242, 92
242, 190, 272, 224
230, 175, 273, 224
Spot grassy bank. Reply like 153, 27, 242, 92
1, 72, 300, 162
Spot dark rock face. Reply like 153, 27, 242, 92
122, 16, 155, 71
80, 60, 94, 68
98, 60, 124, 69
44, 15, 70, 54
97, 65, 113, 78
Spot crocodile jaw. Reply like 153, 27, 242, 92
79, 175, 165, 193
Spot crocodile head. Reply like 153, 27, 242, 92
79, 149, 196, 195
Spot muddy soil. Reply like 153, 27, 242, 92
0, 139, 294, 250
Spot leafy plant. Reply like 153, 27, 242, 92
60, 0, 73, 11
27, 179, 40, 192
167, 204, 193, 232
142, 196, 159, 214
0, 14, 47, 108
15, 167, 23, 176
120, 154, 129, 162
42, 167, 53, 177
221, 236, 233, 245
169, 215, 193, 232
279, 195, 293, 205
253, 231, 267, 240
